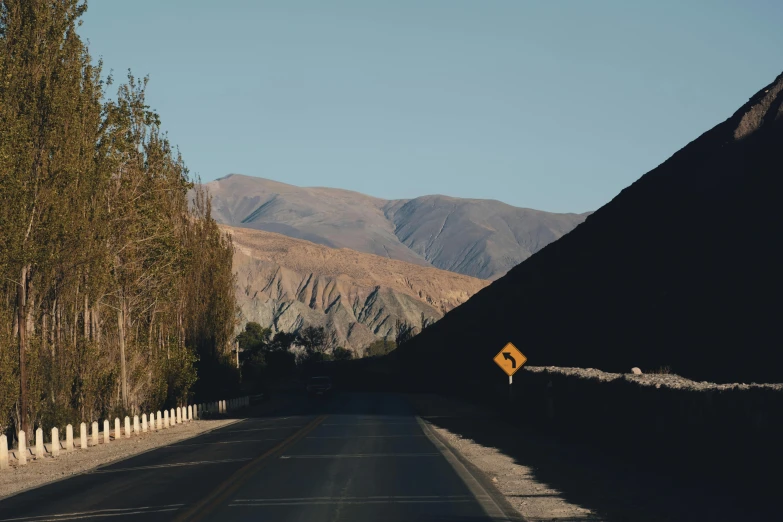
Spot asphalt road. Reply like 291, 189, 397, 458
0, 393, 510, 522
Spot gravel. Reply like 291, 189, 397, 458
0, 418, 238, 500
524, 365, 783, 391
410, 394, 603, 522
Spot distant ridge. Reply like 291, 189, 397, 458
204, 174, 589, 279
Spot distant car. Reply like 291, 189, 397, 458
306, 376, 333, 397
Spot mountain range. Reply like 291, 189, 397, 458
206, 175, 589, 280
225, 224, 488, 352
398, 70, 783, 385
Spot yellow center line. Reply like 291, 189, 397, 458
174, 414, 327, 522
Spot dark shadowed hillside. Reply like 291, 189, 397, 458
399, 71, 783, 385
204, 175, 588, 279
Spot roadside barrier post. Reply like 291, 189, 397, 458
157, 411, 162, 430
80, 423, 87, 449
0, 434, 8, 469
124, 416, 131, 438
114, 418, 121, 441
66, 424, 74, 451
17, 431, 27, 465
164, 410, 169, 428
133, 415, 140, 435
91, 422, 99, 446
142, 414, 148, 433
170, 409, 175, 426
104, 420, 110, 444
52, 428, 60, 457
35, 428, 44, 459
176, 407, 181, 424
188, 405, 193, 421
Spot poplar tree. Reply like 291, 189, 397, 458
0, 1, 238, 437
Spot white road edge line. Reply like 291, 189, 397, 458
305, 435, 425, 439
0, 505, 184, 522
416, 416, 511, 522
223, 426, 304, 433
228, 500, 475, 506
233, 496, 477, 501
88, 457, 251, 474
279, 453, 440, 459
164, 439, 283, 447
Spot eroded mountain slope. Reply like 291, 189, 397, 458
225, 225, 488, 352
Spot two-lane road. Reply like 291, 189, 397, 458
0, 393, 510, 522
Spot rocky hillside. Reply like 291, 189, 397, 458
399, 70, 783, 385
206, 176, 588, 280
225, 225, 488, 352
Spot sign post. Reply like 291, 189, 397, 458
493, 342, 527, 401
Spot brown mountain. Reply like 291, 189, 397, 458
399, 70, 783, 385
206, 175, 589, 280
224, 225, 488, 352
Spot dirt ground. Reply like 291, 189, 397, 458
0, 418, 238, 500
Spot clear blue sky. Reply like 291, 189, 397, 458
81, 0, 782, 213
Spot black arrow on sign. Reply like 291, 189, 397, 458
502, 352, 516, 368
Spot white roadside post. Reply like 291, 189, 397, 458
66, 424, 74, 451
176, 407, 181, 424
148, 413, 153, 432
194, 405, 199, 420
164, 410, 169, 428
91, 422, 99, 446
17, 431, 27, 465
124, 416, 131, 438
80, 423, 87, 449
142, 413, 148, 432
157, 411, 162, 430
104, 420, 110, 444
170, 409, 175, 426
0, 434, 8, 469
51, 428, 60, 457
133, 415, 140, 435
114, 418, 121, 441
188, 405, 193, 421
35, 428, 44, 459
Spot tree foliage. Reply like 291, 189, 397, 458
0, 1, 237, 436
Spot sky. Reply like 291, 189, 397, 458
81, 0, 783, 213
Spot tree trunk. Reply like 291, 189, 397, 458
17, 265, 29, 434
118, 295, 128, 408
84, 294, 90, 340
92, 303, 101, 345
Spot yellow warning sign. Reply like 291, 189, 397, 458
493, 342, 527, 376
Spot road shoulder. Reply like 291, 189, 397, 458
408, 393, 601, 522
0, 419, 240, 501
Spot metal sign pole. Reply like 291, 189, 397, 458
509, 374, 513, 401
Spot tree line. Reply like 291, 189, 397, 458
0, 1, 237, 438
236, 316, 432, 385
